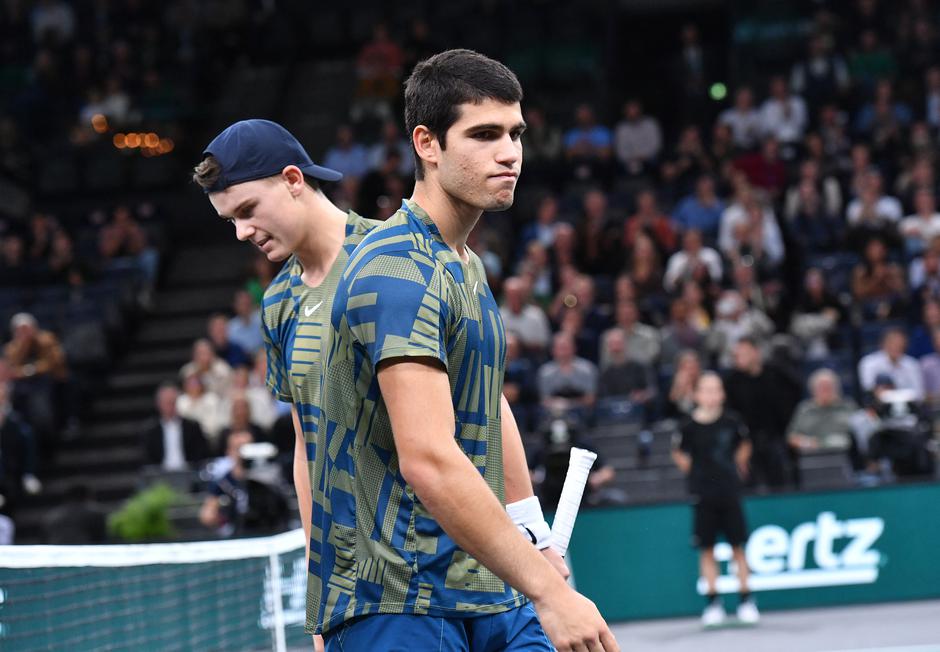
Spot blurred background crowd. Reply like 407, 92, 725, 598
0, 0, 939, 544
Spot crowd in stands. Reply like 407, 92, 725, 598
306, 1, 940, 500
5, 0, 940, 541
0, 201, 160, 542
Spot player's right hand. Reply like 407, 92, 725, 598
313, 634, 324, 652
541, 547, 571, 580
533, 587, 620, 651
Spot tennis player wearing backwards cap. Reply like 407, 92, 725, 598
195, 116, 571, 650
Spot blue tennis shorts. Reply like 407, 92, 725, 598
324, 603, 555, 651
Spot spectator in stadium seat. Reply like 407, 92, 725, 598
516, 241, 554, 304
662, 125, 714, 196
786, 178, 845, 256
732, 137, 788, 200
895, 156, 938, 214
784, 158, 843, 223
500, 276, 551, 359
179, 338, 232, 398
537, 332, 598, 424
98, 205, 159, 285
228, 365, 278, 432
707, 291, 774, 369
602, 299, 660, 368
563, 103, 614, 184
858, 328, 925, 400
207, 313, 248, 368
666, 349, 703, 417
680, 279, 712, 333
855, 80, 911, 140
625, 232, 665, 304
357, 146, 408, 219
623, 188, 677, 255
787, 369, 858, 453
900, 187, 940, 257
351, 23, 403, 124
851, 236, 907, 320
558, 307, 600, 364
789, 34, 851, 108
718, 87, 762, 151
758, 76, 807, 154
142, 382, 209, 471
519, 194, 560, 254
575, 188, 623, 276
709, 121, 736, 171
367, 120, 414, 176
4, 311, 70, 449
597, 329, 656, 413
199, 429, 254, 537
176, 373, 226, 449
790, 268, 845, 359
849, 29, 897, 96
216, 394, 266, 456
323, 125, 370, 182
661, 297, 706, 369
846, 169, 904, 251
613, 99, 662, 177
227, 289, 263, 356
664, 228, 723, 293
725, 337, 801, 489
672, 175, 725, 240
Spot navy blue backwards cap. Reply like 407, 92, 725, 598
201, 119, 342, 193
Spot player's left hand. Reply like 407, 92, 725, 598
541, 547, 570, 580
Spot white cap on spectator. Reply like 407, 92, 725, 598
10, 313, 37, 330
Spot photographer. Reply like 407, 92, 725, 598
199, 429, 290, 537
849, 375, 936, 480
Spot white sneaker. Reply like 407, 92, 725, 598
736, 600, 760, 624
702, 602, 726, 627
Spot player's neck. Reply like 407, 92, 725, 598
410, 183, 481, 263
693, 406, 722, 423
295, 194, 348, 288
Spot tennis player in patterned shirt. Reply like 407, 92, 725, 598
195, 114, 573, 651
316, 50, 619, 651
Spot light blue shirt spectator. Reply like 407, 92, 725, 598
323, 125, 370, 179
673, 194, 725, 236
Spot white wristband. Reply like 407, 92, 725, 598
506, 496, 553, 550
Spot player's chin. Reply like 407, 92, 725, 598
263, 246, 289, 263
484, 191, 516, 212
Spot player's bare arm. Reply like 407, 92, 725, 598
378, 358, 619, 652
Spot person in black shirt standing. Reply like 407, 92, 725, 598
672, 372, 759, 627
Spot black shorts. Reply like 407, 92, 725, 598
691, 494, 748, 549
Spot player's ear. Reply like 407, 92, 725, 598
280, 165, 305, 196
412, 125, 439, 170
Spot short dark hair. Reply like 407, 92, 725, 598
404, 48, 523, 180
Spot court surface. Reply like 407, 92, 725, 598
610, 599, 940, 652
